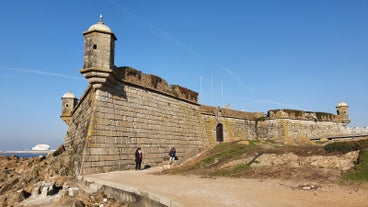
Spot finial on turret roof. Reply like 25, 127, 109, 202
99, 14, 103, 24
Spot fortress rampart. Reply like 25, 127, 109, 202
115, 67, 198, 103
256, 119, 348, 141
65, 67, 208, 175
267, 109, 337, 122
61, 18, 368, 175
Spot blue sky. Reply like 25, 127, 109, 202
0, 0, 367, 150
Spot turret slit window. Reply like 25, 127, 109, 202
93, 44, 97, 49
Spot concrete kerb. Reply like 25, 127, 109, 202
77, 175, 182, 207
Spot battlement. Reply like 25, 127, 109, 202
200, 105, 264, 120
267, 109, 338, 122
113, 67, 198, 103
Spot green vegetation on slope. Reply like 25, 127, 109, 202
168, 141, 260, 176
324, 139, 368, 153
343, 148, 368, 181
324, 139, 368, 181
167, 139, 368, 181
200, 141, 256, 166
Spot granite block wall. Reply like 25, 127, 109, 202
63, 86, 94, 175
66, 81, 208, 175
64, 80, 364, 175
64, 80, 363, 175
256, 119, 348, 141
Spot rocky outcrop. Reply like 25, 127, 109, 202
0, 146, 127, 207
252, 151, 359, 171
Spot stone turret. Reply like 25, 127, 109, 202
80, 15, 117, 88
60, 91, 78, 125
336, 101, 350, 125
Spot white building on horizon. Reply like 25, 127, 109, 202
32, 144, 50, 151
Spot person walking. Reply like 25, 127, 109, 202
135, 147, 143, 170
169, 147, 176, 161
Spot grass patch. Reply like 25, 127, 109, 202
168, 139, 368, 181
168, 141, 259, 175
210, 163, 251, 177
200, 141, 258, 168
343, 148, 368, 181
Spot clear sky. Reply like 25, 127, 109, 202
0, 0, 367, 150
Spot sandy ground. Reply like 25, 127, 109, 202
84, 167, 368, 207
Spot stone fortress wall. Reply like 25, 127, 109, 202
64, 67, 209, 175
61, 17, 368, 175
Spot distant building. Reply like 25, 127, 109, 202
32, 144, 50, 151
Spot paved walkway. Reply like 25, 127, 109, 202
82, 167, 368, 207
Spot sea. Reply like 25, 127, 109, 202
0, 152, 51, 158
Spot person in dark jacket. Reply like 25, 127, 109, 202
169, 147, 176, 161
135, 147, 143, 170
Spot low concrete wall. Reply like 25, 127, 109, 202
78, 175, 182, 207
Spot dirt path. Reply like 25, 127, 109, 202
84, 168, 368, 207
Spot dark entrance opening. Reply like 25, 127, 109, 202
216, 123, 224, 143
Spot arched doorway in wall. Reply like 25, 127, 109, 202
216, 123, 224, 143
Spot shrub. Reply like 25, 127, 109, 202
324, 142, 355, 153
324, 139, 368, 153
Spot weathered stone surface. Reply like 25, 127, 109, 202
0, 152, 128, 207
256, 119, 349, 141
64, 81, 210, 175
252, 153, 300, 167
304, 150, 359, 170
252, 151, 359, 171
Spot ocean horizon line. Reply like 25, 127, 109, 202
0, 150, 55, 154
